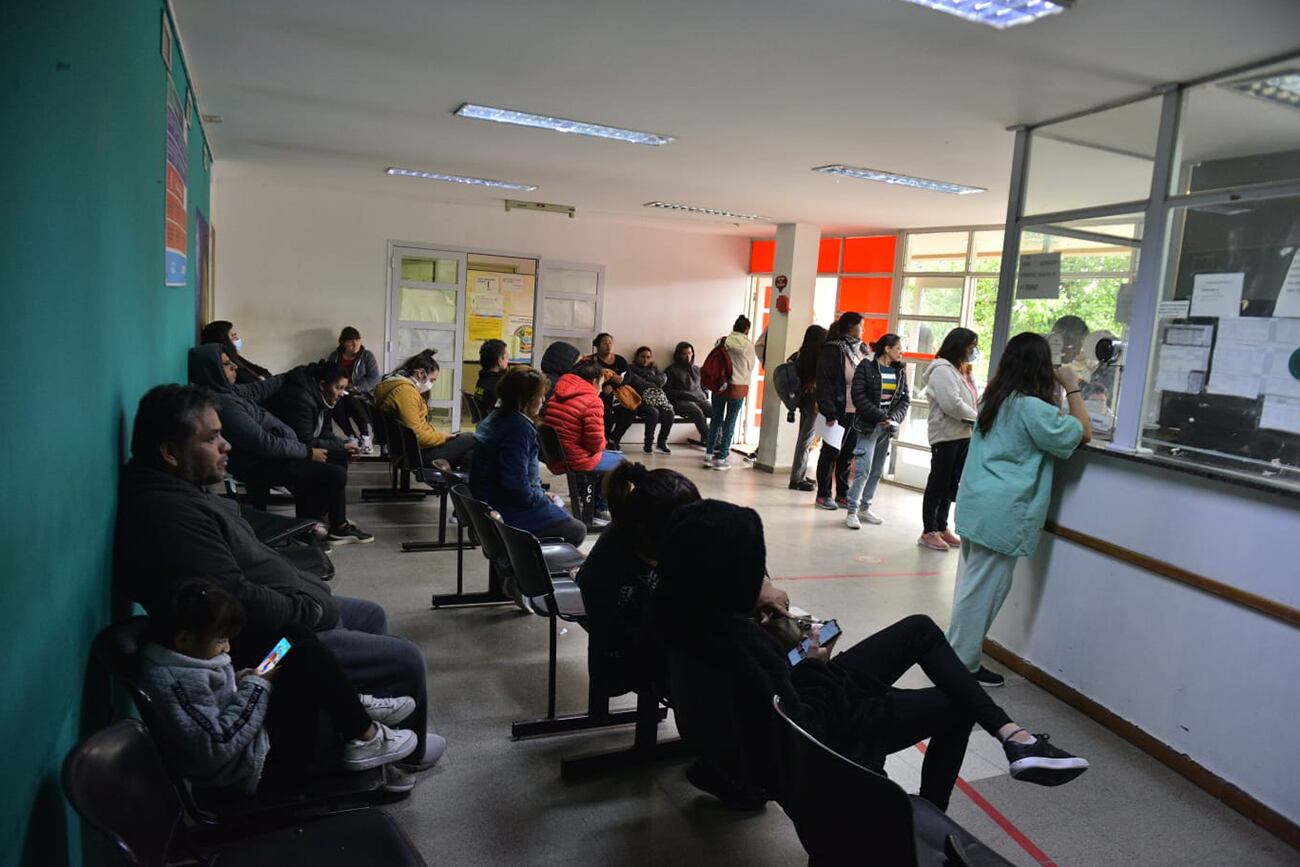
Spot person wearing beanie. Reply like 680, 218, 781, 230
653, 500, 1091, 812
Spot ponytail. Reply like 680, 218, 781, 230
870, 332, 901, 358
604, 463, 702, 559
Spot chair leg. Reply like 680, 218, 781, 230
547, 613, 558, 720
512, 649, 668, 740
402, 489, 466, 552
559, 688, 688, 779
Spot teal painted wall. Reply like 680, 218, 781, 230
0, 1, 212, 863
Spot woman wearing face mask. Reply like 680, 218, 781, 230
373, 352, 475, 471
843, 334, 910, 530
200, 320, 272, 384
919, 329, 980, 552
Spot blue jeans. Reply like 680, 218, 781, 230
706, 395, 745, 460
846, 425, 891, 511
592, 450, 626, 509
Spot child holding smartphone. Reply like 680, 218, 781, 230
139, 578, 419, 794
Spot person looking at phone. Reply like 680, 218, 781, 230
653, 499, 1090, 812
138, 579, 420, 795
945, 332, 1091, 687
117, 384, 447, 773
373, 351, 475, 471
843, 332, 910, 530
470, 367, 587, 546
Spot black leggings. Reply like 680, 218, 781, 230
672, 397, 710, 441
815, 414, 858, 500
832, 614, 1011, 811
331, 394, 373, 440
240, 453, 349, 528
245, 624, 374, 792
922, 439, 969, 533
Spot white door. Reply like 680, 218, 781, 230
386, 246, 468, 432
535, 262, 604, 362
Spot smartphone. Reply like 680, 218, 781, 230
786, 619, 841, 665
254, 637, 292, 676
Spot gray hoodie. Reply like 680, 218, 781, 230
188, 344, 311, 478
138, 643, 272, 794
924, 358, 979, 445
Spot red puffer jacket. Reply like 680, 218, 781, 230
543, 373, 607, 473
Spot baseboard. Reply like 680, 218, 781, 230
984, 638, 1299, 851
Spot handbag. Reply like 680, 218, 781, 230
642, 386, 673, 412
613, 383, 642, 411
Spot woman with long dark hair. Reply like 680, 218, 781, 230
843, 333, 909, 529
787, 325, 828, 492
945, 332, 1091, 686
919, 328, 979, 552
326, 326, 380, 451
200, 320, 272, 384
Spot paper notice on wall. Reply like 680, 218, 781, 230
1114, 281, 1135, 323
1190, 272, 1245, 319
1274, 250, 1300, 318
813, 414, 844, 450
500, 274, 535, 316
468, 314, 504, 343
1017, 252, 1061, 299
1156, 300, 1191, 320
1260, 395, 1300, 435
1215, 317, 1273, 345
1156, 345, 1210, 393
1206, 337, 1265, 398
506, 315, 534, 363
470, 274, 504, 315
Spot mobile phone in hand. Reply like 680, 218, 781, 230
254, 637, 292, 676
786, 619, 841, 665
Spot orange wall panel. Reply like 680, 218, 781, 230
836, 276, 892, 315
818, 238, 842, 274
750, 239, 775, 274
842, 235, 897, 273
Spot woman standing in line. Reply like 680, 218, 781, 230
945, 332, 1091, 687
703, 316, 757, 472
787, 325, 827, 492
843, 333, 909, 530
919, 328, 980, 552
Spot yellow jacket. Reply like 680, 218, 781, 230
373, 375, 450, 448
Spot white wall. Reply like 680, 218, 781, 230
210, 161, 751, 376
992, 450, 1300, 822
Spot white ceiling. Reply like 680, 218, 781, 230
173, 0, 1300, 236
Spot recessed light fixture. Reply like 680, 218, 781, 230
385, 167, 537, 192
644, 201, 769, 221
813, 164, 986, 195
898, 0, 1072, 29
455, 103, 675, 146
1220, 69, 1300, 112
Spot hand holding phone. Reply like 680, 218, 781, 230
787, 619, 841, 665
254, 637, 292, 677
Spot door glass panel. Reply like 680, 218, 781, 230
896, 399, 930, 448
401, 257, 459, 284
538, 334, 590, 362
899, 277, 964, 317
897, 319, 958, 358
396, 326, 455, 381
905, 232, 969, 272
399, 287, 458, 323
544, 269, 599, 295
428, 405, 453, 428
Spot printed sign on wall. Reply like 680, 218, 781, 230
164, 79, 189, 287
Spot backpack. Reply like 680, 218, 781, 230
772, 357, 802, 421
699, 342, 733, 394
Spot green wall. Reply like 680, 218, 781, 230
0, 1, 211, 863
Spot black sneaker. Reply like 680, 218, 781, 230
643, 444, 653, 454
685, 759, 767, 811
1004, 732, 1089, 786
974, 666, 1005, 687
328, 521, 375, 545
656, 443, 671, 454
789, 479, 816, 492
606, 441, 623, 453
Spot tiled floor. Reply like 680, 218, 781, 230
320, 451, 1294, 866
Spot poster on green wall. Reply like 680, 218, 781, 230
164, 78, 188, 287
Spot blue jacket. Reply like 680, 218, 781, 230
469, 410, 568, 534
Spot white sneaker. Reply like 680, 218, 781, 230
342, 722, 418, 771
360, 434, 374, 453
861, 509, 884, 525
397, 731, 448, 772
345, 436, 360, 448
712, 458, 731, 472
358, 693, 416, 726
845, 512, 861, 530
702, 457, 716, 469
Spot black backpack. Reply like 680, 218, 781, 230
772, 357, 803, 422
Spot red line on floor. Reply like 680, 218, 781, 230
773, 571, 943, 581
914, 742, 1057, 867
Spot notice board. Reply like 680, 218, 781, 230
464, 270, 536, 363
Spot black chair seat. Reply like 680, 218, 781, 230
911, 797, 1015, 867
526, 577, 584, 618
207, 810, 425, 867
540, 542, 585, 577
240, 506, 317, 547
278, 545, 335, 581
191, 768, 386, 820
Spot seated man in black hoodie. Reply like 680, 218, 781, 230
653, 500, 1089, 812
187, 344, 371, 545
115, 383, 446, 771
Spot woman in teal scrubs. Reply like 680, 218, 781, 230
946, 332, 1092, 686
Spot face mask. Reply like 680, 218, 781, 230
233, 337, 244, 352
417, 375, 433, 394
969, 347, 981, 363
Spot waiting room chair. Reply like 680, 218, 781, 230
772, 696, 1015, 867
238, 506, 335, 582
537, 424, 605, 534
91, 617, 390, 830
433, 485, 523, 609
64, 719, 426, 867
359, 412, 427, 503
385, 414, 472, 553
461, 389, 486, 424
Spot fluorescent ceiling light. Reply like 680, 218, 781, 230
813, 164, 985, 195
1220, 69, 1300, 112
386, 167, 536, 192
455, 103, 675, 146
644, 201, 769, 221
898, 0, 1072, 29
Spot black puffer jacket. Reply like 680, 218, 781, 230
262, 364, 344, 450
115, 463, 339, 635
850, 358, 911, 432
814, 337, 866, 423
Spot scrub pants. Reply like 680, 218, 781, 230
945, 539, 1019, 672
706, 395, 745, 460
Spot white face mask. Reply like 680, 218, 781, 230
417, 374, 433, 394
233, 337, 244, 352
969, 347, 981, 363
